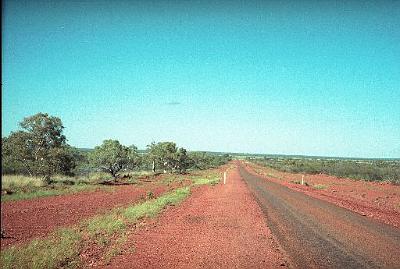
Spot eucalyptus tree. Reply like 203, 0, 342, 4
146, 142, 190, 174
89, 139, 139, 178
1, 113, 76, 179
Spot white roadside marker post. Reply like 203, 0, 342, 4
301, 175, 304, 185
224, 171, 227, 184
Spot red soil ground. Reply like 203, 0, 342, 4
246, 162, 400, 228
1, 182, 170, 248
103, 166, 288, 269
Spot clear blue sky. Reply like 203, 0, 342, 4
2, 0, 400, 158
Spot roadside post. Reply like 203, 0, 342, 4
224, 171, 227, 184
301, 175, 304, 185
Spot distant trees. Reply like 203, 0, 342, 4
1, 113, 76, 179
2, 113, 232, 179
89, 140, 139, 178
188, 152, 231, 170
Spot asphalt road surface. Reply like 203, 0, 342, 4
239, 164, 400, 269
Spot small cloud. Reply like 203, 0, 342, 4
165, 101, 181, 106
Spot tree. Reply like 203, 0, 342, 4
2, 133, 31, 174
146, 142, 158, 172
146, 142, 190, 174
146, 142, 178, 173
89, 140, 138, 178
1, 113, 76, 179
174, 147, 190, 173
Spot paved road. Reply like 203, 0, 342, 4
239, 164, 400, 269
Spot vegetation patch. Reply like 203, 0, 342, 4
123, 187, 190, 220
86, 214, 126, 239
161, 174, 184, 185
193, 177, 220, 186
1, 174, 107, 202
103, 232, 129, 263
313, 184, 328, 190
1, 228, 82, 269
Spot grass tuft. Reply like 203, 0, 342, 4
313, 184, 328, 190
104, 232, 129, 263
85, 214, 126, 238
123, 187, 190, 220
192, 177, 220, 186
1, 228, 81, 269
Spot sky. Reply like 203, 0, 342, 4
2, 0, 400, 158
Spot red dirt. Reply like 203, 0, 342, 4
246, 162, 400, 228
104, 166, 288, 268
1, 182, 170, 248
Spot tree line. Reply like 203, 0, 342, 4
2, 113, 231, 180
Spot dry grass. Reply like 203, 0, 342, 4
1, 174, 109, 202
2, 175, 47, 190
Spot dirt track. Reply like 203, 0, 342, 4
104, 166, 287, 268
240, 164, 400, 269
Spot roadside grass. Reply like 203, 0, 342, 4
192, 176, 220, 186
191, 169, 222, 186
1, 228, 82, 269
159, 168, 222, 187
0, 187, 191, 269
313, 184, 328, 190
79, 172, 114, 184
82, 187, 192, 248
1, 185, 104, 202
266, 173, 284, 180
122, 187, 190, 220
161, 174, 185, 185
1, 175, 47, 189
86, 214, 127, 240
103, 232, 129, 263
